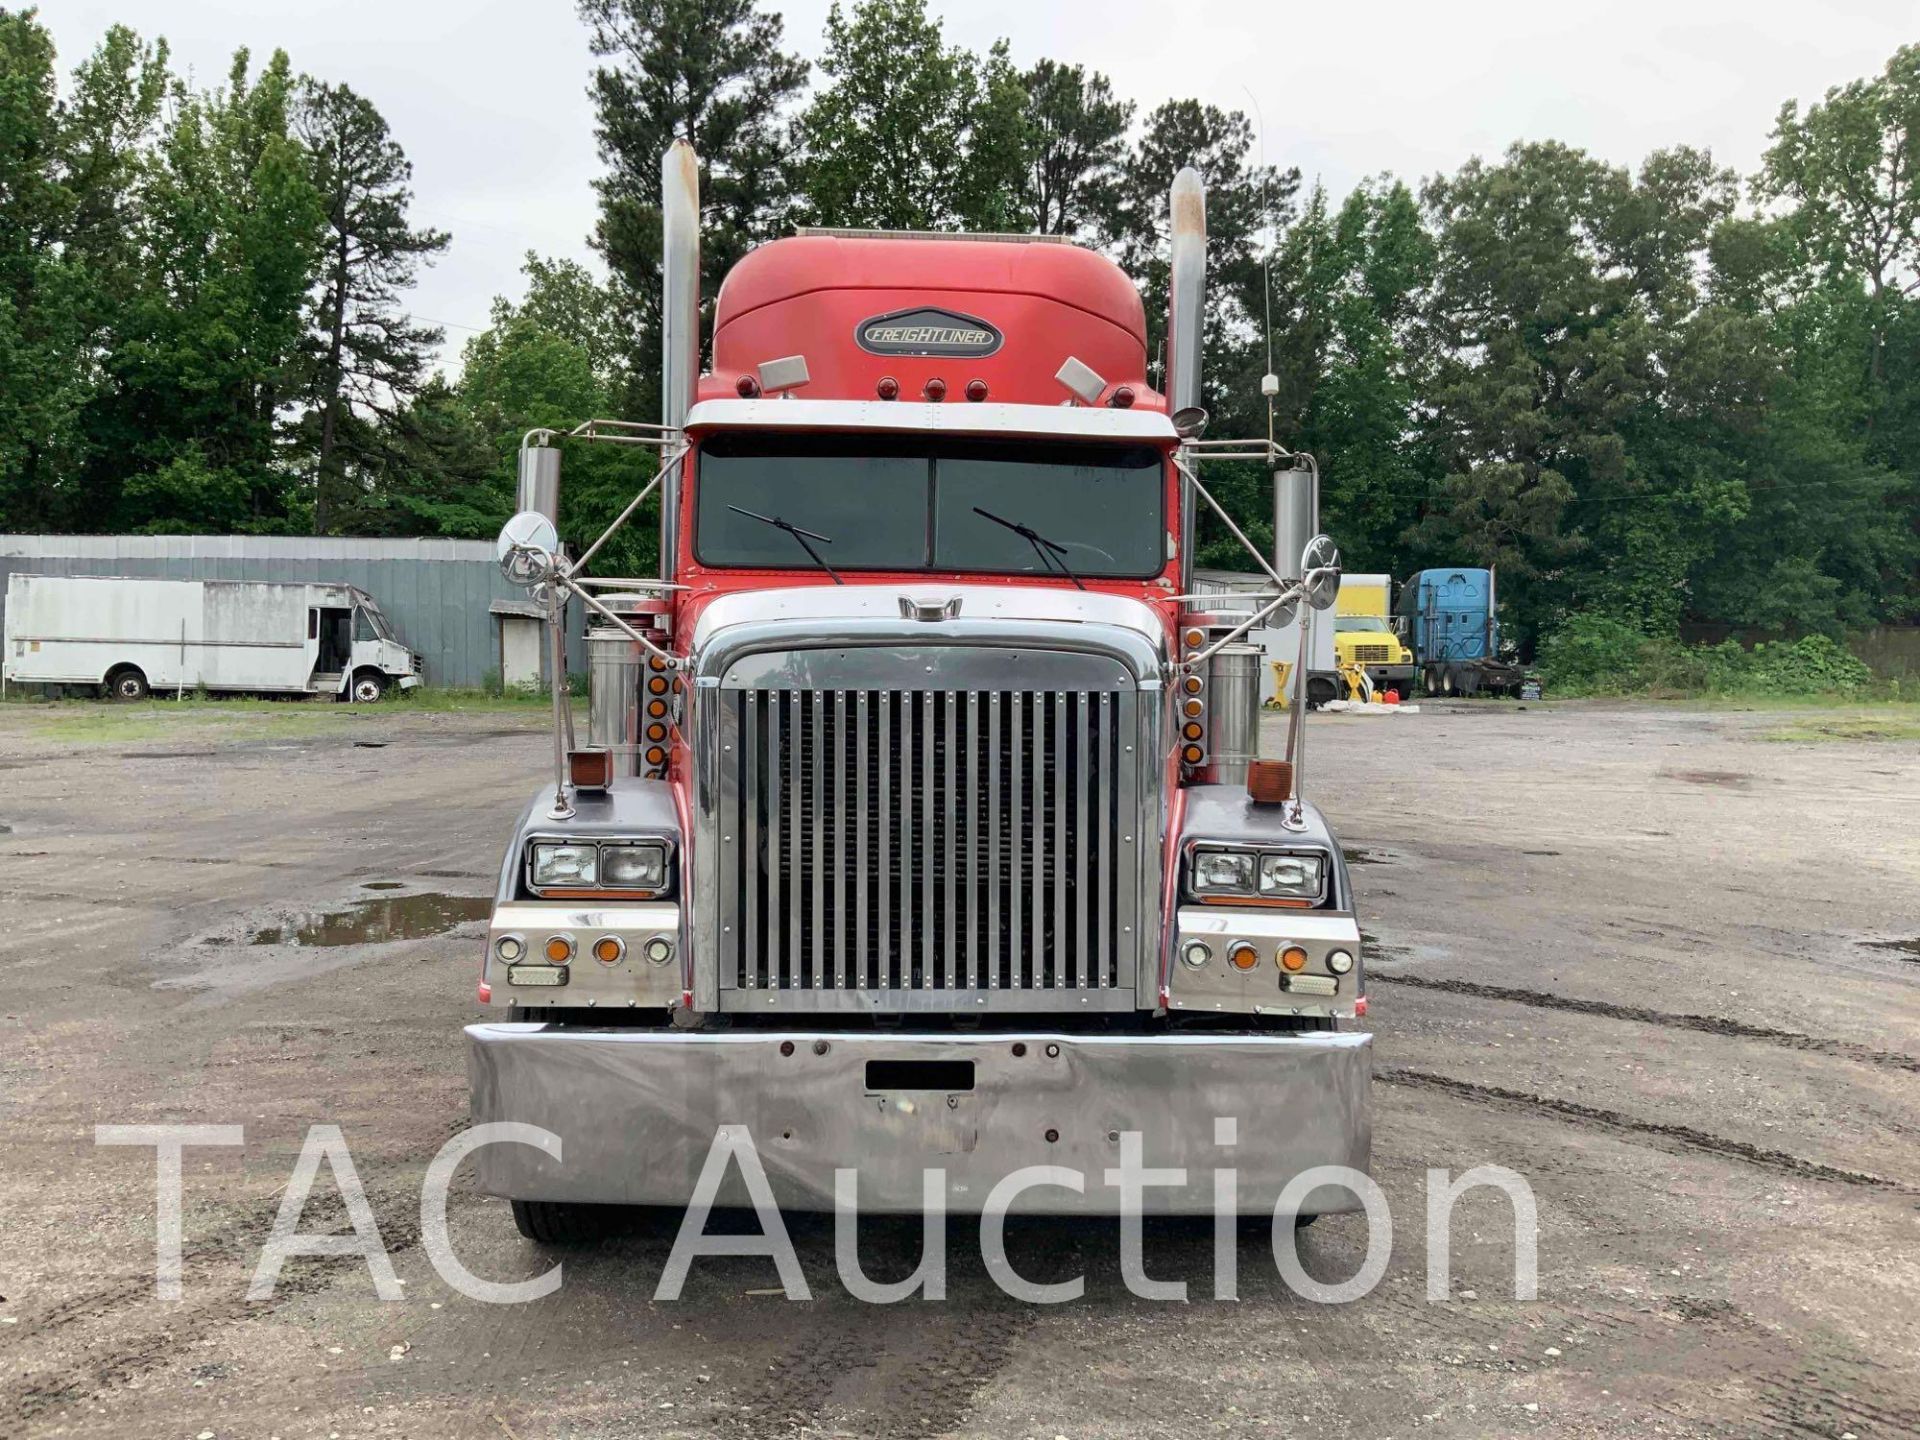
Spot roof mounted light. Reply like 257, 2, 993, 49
735, 374, 760, 398
876, 376, 900, 401
965, 379, 989, 402
1108, 385, 1136, 409
756, 354, 810, 397
1055, 356, 1107, 406
923, 377, 947, 402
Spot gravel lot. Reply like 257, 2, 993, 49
1, 698, 1916, 1439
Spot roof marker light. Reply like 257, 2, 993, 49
876, 376, 900, 400
965, 379, 989, 402
735, 374, 760, 398
923, 377, 947, 402
1109, 385, 1136, 409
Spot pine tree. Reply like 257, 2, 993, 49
295, 80, 448, 534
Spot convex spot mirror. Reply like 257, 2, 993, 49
1301, 534, 1342, 611
498, 511, 560, 588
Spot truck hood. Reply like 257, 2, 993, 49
688, 582, 1172, 677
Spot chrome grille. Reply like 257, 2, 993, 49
717, 687, 1142, 1006
1352, 644, 1393, 663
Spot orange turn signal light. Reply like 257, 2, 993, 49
1279, 946, 1309, 972
592, 936, 624, 964
544, 935, 574, 964
1228, 942, 1259, 971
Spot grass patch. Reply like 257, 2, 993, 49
1761, 708, 1920, 743
2, 688, 551, 745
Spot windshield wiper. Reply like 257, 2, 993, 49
971, 507, 1085, 590
727, 505, 843, 584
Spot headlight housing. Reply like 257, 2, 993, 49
1187, 844, 1328, 905
526, 837, 673, 897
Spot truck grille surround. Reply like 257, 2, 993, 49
704, 641, 1156, 1013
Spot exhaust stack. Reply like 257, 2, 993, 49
1167, 167, 1206, 588
660, 139, 701, 580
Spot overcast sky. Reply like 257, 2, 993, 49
40, 0, 1920, 373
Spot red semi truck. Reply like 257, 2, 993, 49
467, 142, 1371, 1240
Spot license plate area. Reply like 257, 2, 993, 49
864, 1059, 975, 1093
507, 965, 570, 987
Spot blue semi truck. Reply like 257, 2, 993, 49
1394, 566, 1526, 696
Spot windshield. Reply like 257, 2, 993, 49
354, 601, 394, 641
694, 433, 1165, 579
1336, 615, 1390, 633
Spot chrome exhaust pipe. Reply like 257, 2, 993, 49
1167, 167, 1206, 589
660, 140, 701, 582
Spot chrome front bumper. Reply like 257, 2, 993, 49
466, 1024, 1371, 1214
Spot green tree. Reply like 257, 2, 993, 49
294, 79, 449, 534
579, 0, 806, 412
460, 255, 657, 574
796, 0, 1029, 232
0, 6, 79, 529
1021, 59, 1131, 238
83, 47, 322, 533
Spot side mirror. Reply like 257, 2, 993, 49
497, 510, 560, 588
1301, 534, 1342, 611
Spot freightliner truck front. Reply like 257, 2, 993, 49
467, 143, 1372, 1241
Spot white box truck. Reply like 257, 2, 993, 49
2, 575, 422, 702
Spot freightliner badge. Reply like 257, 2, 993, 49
856, 307, 1003, 357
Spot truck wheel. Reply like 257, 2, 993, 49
105, 666, 149, 702
348, 670, 387, 704
510, 1198, 627, 1245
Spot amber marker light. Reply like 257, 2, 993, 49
1279, 945, 1309, 972
1183, 698, 1205, 718
592, 936, 624, 964
1227, 942, 1259, 971
544, 935, 575, 964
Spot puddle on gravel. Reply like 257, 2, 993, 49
1861, 937, 1920, 961
248, 892, 491, 948
1668, 769, 1751, 787
1344, 848, 1392, 866
361, 880, 406, 891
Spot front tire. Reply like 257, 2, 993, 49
105, 666, 149, 702
510, 1198, 627, 1245
348, 670, 387, 704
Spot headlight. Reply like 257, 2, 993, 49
531, 843, 596, 888
1192, 849, 1256, 895
602, 841, 668, 891
1259, 853, 1323, 898
1189, 845, 1328, 903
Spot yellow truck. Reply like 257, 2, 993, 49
1334, 573, 1414, 694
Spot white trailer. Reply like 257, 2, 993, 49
2, 575, 422, 702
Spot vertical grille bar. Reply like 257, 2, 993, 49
944, 690, 958, 990
921, 692, 935, 986
1075, 691, 1091, 988
1098, 692, 1114, 990
765, 692, 783, 989
812, 689, 826, 989
987, 692, 1002, 990
1053, 691, 1068, 989
877, 690, 891, 988
855, 689, 869, 988
742, 692, 759, 989
1008, 691, 1024, 986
